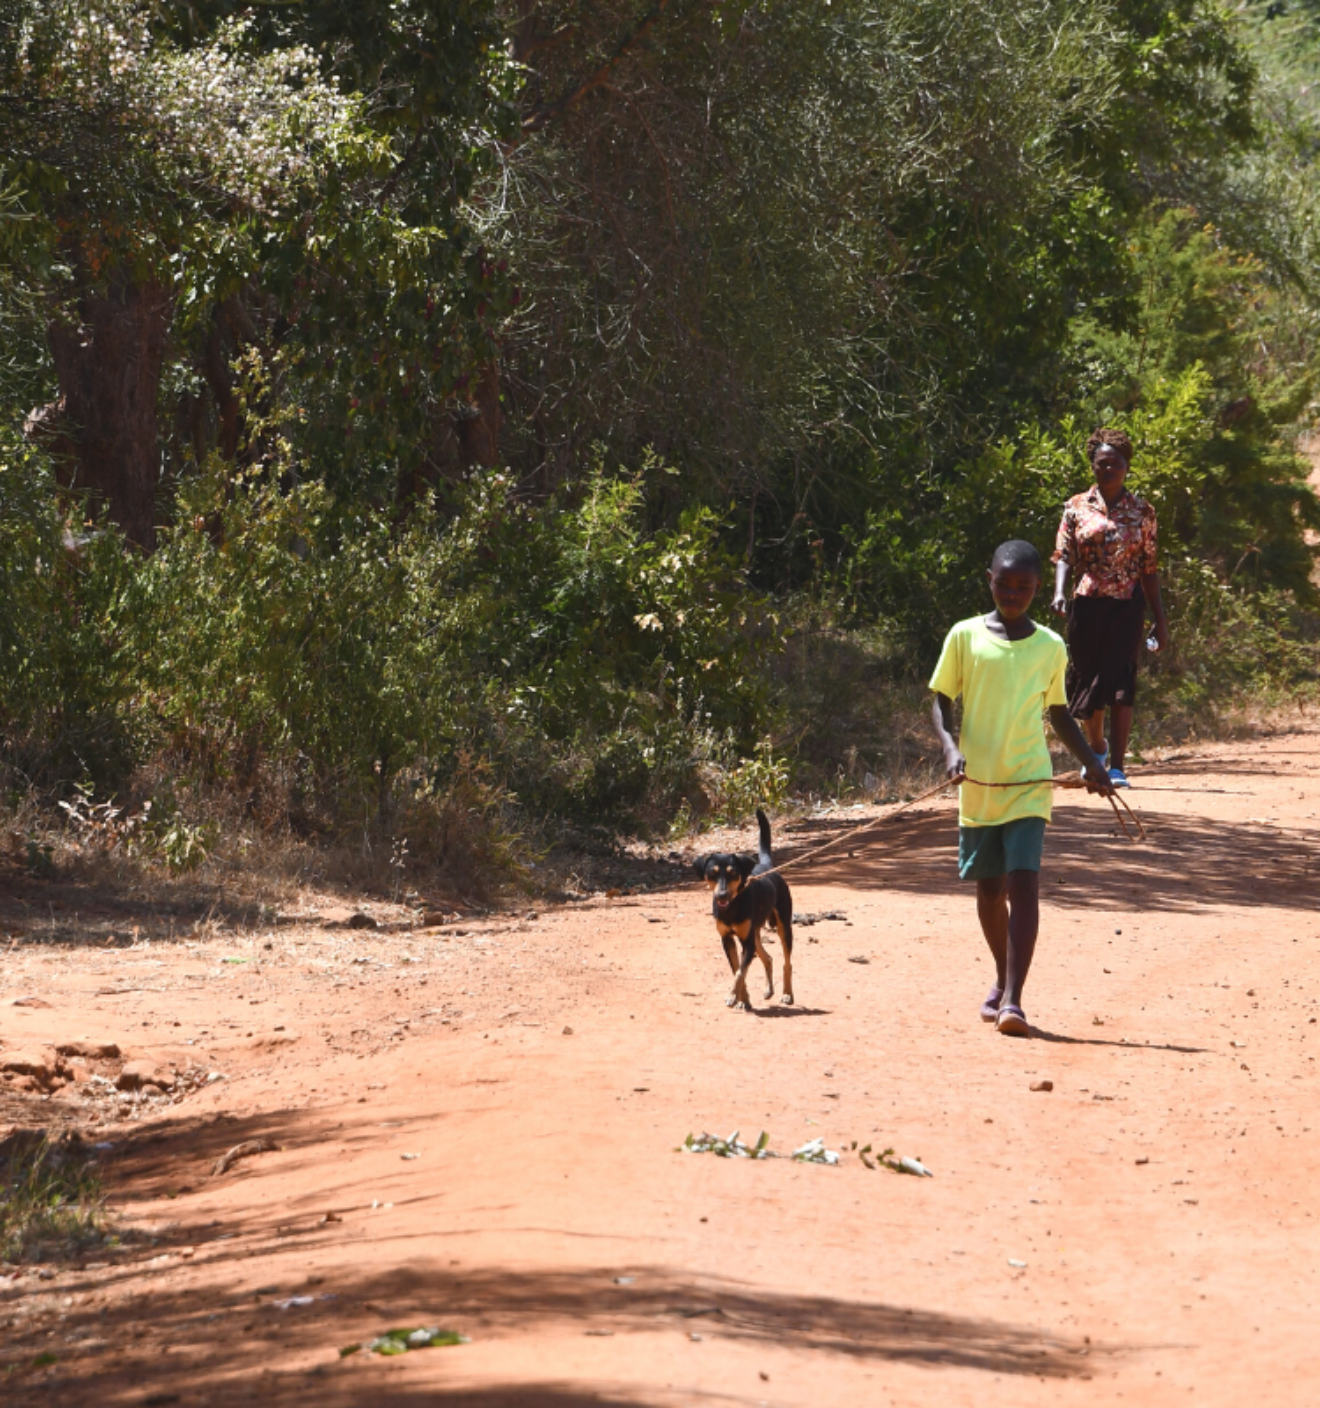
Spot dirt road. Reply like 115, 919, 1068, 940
2, 726, 1319, 1406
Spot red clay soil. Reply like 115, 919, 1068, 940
2, 727, 1320, 1407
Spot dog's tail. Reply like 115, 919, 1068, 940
754, 807, 773, 873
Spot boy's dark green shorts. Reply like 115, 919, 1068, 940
958, 816, 1047, 880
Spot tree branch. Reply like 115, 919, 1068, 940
375, 128, 428, 210
522, 0, 673, 134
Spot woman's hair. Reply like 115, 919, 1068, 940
1086, 426, 1133, 464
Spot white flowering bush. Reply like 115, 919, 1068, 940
6, 2, 361, 256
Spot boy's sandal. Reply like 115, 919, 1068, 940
996, 1003, 1030, 1037
980, 987, 1004, 1023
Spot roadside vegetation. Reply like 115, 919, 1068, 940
0, 1132, 108, 1265
3, 1, 1320, 897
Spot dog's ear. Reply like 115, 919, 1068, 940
692, 856, 711, 880
736, 855, 756, 879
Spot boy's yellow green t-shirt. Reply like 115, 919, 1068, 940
928, 616, 1068, 827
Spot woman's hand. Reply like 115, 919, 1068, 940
1051, 559, 1070, 617
1151, 618, 1169, 653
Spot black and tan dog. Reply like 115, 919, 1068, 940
693, 808, 794, 1009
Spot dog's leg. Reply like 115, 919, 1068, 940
719, 929, 741, 1005
776, 912, 794, 1004
755, 927, 775, 1001
731, 932, 757, 1010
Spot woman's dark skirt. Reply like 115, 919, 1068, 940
1066, 585, 1146, 716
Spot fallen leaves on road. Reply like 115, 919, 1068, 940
856, 1143, 933, 1176
340, 1326, 468, 1357
679, 1130, 846, 1165
682, 1130, 772, 1159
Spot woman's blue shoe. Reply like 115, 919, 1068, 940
1082, 741, 1109, 783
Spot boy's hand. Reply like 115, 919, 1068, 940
1083, 757, 1116, 796
944, 749, 967, 784
1048, 705, 1116, 796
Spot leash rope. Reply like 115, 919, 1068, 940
765, 773, 1145, 877
964, 774, 1147, 845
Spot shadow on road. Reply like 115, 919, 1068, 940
0, 1100, 1101, 1405
771, 796, 1317, 914
3, 1254, 1098, 1407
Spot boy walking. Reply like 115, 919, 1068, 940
930, 540, 1112, 1036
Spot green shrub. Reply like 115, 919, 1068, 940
107, 459, 775, 831
0, 429, 137, 794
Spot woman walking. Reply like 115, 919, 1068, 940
1051, 428, 1169, 788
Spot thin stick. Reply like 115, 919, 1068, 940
1120, 785, 1252, 795
765, 778, 958, 876
1106, 790, 1147, 842
765, 772, 1146, 877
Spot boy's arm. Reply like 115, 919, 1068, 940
1048, 705, 1115, 795
931, 692, 966, 783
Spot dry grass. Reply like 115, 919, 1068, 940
0, 1131, 108, 1265
1, 748, 540, 928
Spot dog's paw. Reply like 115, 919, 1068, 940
731, 998, 753, 1012
763, 984, 774, 1000
725, 992, 739, 1007
781, 992, 795, 1005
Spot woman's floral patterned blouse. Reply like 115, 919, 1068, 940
1053, 484, 1158, 599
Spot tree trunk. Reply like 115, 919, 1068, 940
456, 359, 502, 469
47, 277, 171, 552
398, 356, 503, 508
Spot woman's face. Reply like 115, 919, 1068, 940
1091, 443, 1129, 498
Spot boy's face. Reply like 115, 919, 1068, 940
987, 563, 1040, 621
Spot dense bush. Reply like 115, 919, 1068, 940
2, 452, 776, 832
4, 1, 1320, 873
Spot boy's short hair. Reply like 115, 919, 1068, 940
991, 539, 1042, 576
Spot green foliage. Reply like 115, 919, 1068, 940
109, 460, 766, 824
835, 205, 1319, 658
702, 740, 791, 827
1142, 555, 1318, 727
498, 0, 1127, 500
4, 0, 1320, 859
0, 428, 136, 789
0, 0, 517, 491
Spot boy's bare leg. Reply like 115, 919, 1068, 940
1002, 870, 1039, 1009
1109, 703, 1134, 773
976, 872, 1039, 1010
975, 877, 1009, 990
973, 872, 1035, 1008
